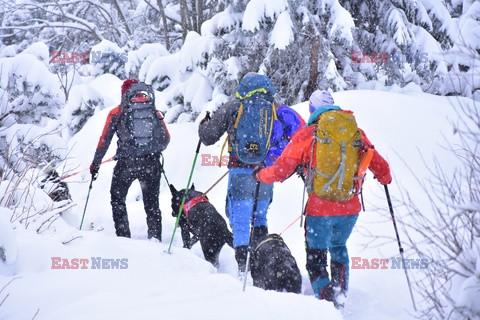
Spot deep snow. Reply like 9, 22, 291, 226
0, 89, 476, 320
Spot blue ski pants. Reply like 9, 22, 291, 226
305, 214, 359, 292
226, 168, 273, 247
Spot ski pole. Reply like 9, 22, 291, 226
79, 175, 94, 230
384, 185, 417, 312
360, 190, 366, 212
243, 181, 261, 292
61, 157, 114, 180
299, 182, 307, 227
167, 138, 203, 254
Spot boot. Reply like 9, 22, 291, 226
147, 214, 162, 241
306, 248, 329, 299
235, 245, 249, 274
112, 203, 131, 238
322, 260, 347, 309
251, 225, 268, 247
147, 227, 162, 241
115, 222, 131, 238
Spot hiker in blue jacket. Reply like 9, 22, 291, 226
198, 73, 304, 275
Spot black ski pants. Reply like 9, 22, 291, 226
110, 154, 162, 240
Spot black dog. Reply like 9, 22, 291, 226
39, 169, 71, 202
250, 234, 302, 293
170, 184, 233, 267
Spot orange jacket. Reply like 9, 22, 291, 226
257, 122, 392, 216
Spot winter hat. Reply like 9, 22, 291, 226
309, 90, 334, 113
121, 79, 139, 96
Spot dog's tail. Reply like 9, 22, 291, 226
225, 230, 234, 248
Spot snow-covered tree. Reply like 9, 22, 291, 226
401, 96, 480, 319
2, 0, 478, 109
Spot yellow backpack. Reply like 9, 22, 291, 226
311, 110, 363, 202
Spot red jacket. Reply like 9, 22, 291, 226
257, 122, 391, 216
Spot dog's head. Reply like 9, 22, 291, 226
39, 168, 71, 202
169, 183, 203, 217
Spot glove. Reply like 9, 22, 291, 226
252, 166, 263, 182
376, 172, 392, 185
294, 165, 306, 182
90, 163, 100, 181
200, 111, 211, 125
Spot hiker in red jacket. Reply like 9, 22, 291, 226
90, 79, 170, 240
255, 90, 391, 309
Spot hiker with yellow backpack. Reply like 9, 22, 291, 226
198, 73, 304, 276
254, 90, 391, 309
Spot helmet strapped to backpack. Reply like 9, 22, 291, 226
309, 109, 364, 202
230, 74, 277, 165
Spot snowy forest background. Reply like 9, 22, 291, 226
0, 0, 479, 319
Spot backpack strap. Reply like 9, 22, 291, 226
218, 136, 229, 168
218, 103, 243, 167
234, 103, 244, 128
354, 145, 375, 193
236, 88, 270, 100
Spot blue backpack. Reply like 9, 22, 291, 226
231, 74, 276, 165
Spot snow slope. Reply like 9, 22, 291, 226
0, 89, 474, 320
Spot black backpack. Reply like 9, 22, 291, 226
118, 82, 168, 157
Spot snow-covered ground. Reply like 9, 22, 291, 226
0, 89, 475, 319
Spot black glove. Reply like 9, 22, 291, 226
252, 166, 263, 181
294, 165, 306, 182
200, 111, 211, 125
90, 163, 99, 180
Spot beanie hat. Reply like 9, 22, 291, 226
309, 90, 334, 113
121, 79, 139, 96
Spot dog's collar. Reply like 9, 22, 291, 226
254, 234, 285, 252
182, 195, 209, 218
